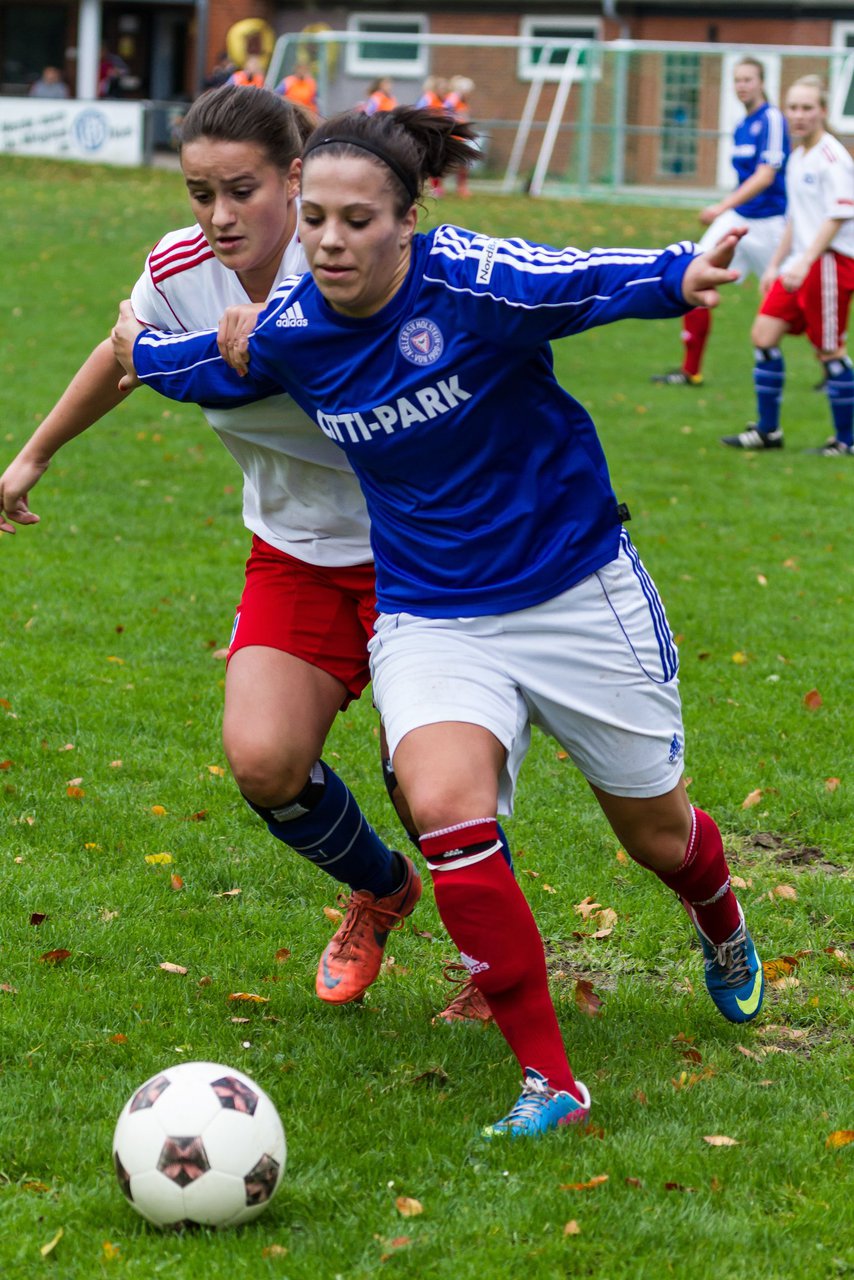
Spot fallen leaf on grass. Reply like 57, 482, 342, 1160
159, 962, 187, 975
624, 1177, 644, 1188
825, 1131, 854, 1150
275, 948, 292, 963
395, 1196, 423, 1217
109, 1033, 127, 1044
730, 875, 752, 890
39, 949, 71, 964
802, 688, 823, 711
560, 1174, 608, 1191
227, 992, 269, 1004
0, 760, 11, 770
731, 651, 748, 665
145, 852, 173, 865
66, 785, 85, 798
29, 912, 48, 926
736, 1045, 762, 1061
563, 1220, 581, 1236
664, 1182, 696, 1193
23, 1180, 51, 1193
214, 888, 241, 898
102, 1241, 121, 1261
771, 884, 797, 901
574, 896, 602, 918
824, 947, 850, 967
574, 979, 602, 1017
703, 1135, 739, 1147
170, 874, 184, 891
741, 788, 762, 809
323, 906, 343, 923
150, 804, 167, 816
207, 764, 226, 777
40, 1227, 63, 1257
261, 1245, 289, 1258
1, 983, 18, 994
825, 777, 841, 793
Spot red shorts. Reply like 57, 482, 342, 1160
760, 251, 854, 351
228, 536, 377, 707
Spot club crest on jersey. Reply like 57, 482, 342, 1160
398, 317, 443, 366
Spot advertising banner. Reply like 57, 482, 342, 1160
0, 99, 145, 166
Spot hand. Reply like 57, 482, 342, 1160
0, 452, 47, 535
759, 266, 778, 297
217, 303, 264, 376
681, 226, 745, 308
698, 203, 723, 227
111, 300, 144, 389
780, 257, 809, 294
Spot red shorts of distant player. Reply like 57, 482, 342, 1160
760, 250, 854, 351
228, 535, 377, 707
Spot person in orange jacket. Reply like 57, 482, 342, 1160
275, 61, 318, 112
228, 55, 266, 89
362, 77, 396, 115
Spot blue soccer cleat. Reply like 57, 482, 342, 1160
688, 903, 764, 1023
482, 1069, 591, 1138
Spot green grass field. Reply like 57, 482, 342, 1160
0, 156, 852, 1280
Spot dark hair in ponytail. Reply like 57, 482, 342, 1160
179, 85, 307, 171
302, 106, 480, 215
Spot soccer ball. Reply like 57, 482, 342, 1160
112, 1061, 286, 1229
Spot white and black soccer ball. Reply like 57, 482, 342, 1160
112, 1061, 286, 1229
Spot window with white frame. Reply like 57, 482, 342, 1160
658, 52, 700, 178
831, 22, 854, 130
518, 15, 602, 83
345, 13, 428, 80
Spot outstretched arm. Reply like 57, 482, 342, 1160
0, 339, 133, 535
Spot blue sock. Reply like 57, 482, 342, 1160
754, 346, 784, 434
825, 357, 854, 446
245, 760, 401, 897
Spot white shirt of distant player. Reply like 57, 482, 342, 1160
783, 131, 854, 270
130, 222, 371, 567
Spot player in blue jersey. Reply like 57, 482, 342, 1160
652, 57, 789, 387
112, 106, 764, 1139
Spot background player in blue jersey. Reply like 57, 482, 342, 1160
113, 106, 764, 1140
652, 57, 789, 387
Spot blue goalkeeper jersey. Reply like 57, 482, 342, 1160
732, 102, 789, 218
133, 226, 695, 618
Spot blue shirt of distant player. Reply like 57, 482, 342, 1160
732, 101, 789, 218
131, 227, 696, 618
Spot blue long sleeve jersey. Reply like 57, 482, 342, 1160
133, 226, 695, 618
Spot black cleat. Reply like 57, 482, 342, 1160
720, 425, 783, 450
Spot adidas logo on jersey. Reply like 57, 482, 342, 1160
276, 301, 308, 328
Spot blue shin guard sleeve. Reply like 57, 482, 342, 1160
826, 358, 854, 446
245, 760, 399, 896
754, 346, 784, 434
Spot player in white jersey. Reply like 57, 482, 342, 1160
0, 85, 445, 1012
722, 76, 854, 455
652, 57, 789, 387
112, 106, 765, 1139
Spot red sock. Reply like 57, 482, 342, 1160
652, 807, 740, 943
681, 308, 711, 377
421, 820, 578, 1096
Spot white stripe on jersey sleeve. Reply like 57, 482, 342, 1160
760, 106, 786, 169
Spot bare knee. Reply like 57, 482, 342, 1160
223, 729, 314, 807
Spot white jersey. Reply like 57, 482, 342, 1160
783, 132, 854, 269
130, 224, 372, 566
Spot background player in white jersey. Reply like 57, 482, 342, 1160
0, 86, 437, 1013
723, 76, 854, 455
652, 57, 789, 387
113, 106, 764, 1140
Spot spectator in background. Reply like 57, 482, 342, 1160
443, 75, 475, 197
276, 60, 318, 113
29, 66, 70, 99
98, 46, 129, 99
228, 55, 266, 89
203, 51, 236, 91
361, 77, 396, 115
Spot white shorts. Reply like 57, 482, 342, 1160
698, 207, 786, 283
368, 531, 685, 814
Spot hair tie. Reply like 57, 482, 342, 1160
303, 134, 419, 204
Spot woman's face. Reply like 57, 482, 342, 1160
182, 138, 299, 296
299, 153, 417, 318
785, 85, 826, 147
